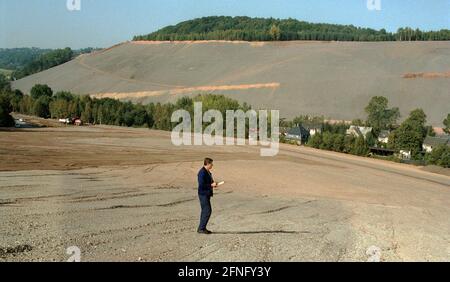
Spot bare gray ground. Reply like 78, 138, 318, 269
12, 41, 450, 126
0, 126, 449, 261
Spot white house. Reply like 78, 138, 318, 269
399, 150, 411, 160
304, 124, 323, 136
422, 136, 450, 153
346, 126, 373, 139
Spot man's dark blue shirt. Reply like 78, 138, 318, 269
198, 167, 213, 197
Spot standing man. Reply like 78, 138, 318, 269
197, 158, 218, 234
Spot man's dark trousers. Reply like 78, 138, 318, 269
198, 194, 212, 231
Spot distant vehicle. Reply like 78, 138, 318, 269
57, 117, 83, 125
14, 118, 29, 128
59, 118, 70, 124
285, 126, 310, 145
74, 118, 82, 126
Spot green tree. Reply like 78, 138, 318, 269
153, 102, 174, 130
9, 90, 24, 112
19, 95, 34, 115
0, 93, 15, 127
320, 132, 334, 150
122, 110, 135, 127
96, 104, 104, 124
293, 115, 324, 127
0, 73, 11, 92
133, 104, 149, 126
33, 96, 51, 118
50, 98, 69, 118
365, 131, 376, 147
343, 135, 356, 153
175, 96, 193, 111
426, 145, 450, 168
351, 136, 370, 156
81, 102, 93, 124
332, 134, 345, 152
308, 133, 322, 148
351, 119, 365, 126
269, 24, 281, 40
30, 84, 53, 99
146, 103, 155, 128
365, 96, 400, 133
444, 114, 450, 134
389, 109, 427, 158
322, 122, 349, 134
54, 91, 74, 101
425, 125, 436, 137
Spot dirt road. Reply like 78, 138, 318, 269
1, 126, 449, 261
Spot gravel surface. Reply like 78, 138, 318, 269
1, 126, 449, 261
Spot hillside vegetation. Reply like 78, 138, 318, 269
0, 47, 98, 80
134, 16, 450, 42
0, 48, 51, 70
12, 48, 74, 80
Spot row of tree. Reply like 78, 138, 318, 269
308, 133, 370, 156
1, 80, 449, 167
134, 16, 450, 42
1, 82, 253, 132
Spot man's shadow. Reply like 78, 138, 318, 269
211, 230, 309, 235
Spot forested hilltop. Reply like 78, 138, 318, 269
133, 16, 450, 42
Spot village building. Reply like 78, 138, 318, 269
377, 130, 390, 144
422, 136, 450, 153
285, 126, 310, 145
303, 123, 323, 136
398, 150, 412, 160
346, 125, 373, 139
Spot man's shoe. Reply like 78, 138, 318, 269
197, 229, 212, 234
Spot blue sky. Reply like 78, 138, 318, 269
1, 0, 449, 48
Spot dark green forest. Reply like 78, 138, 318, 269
0, 48, 51, 70
0, 47, 98, 80
134, 16, 450, 42
11, 48, 74, 79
